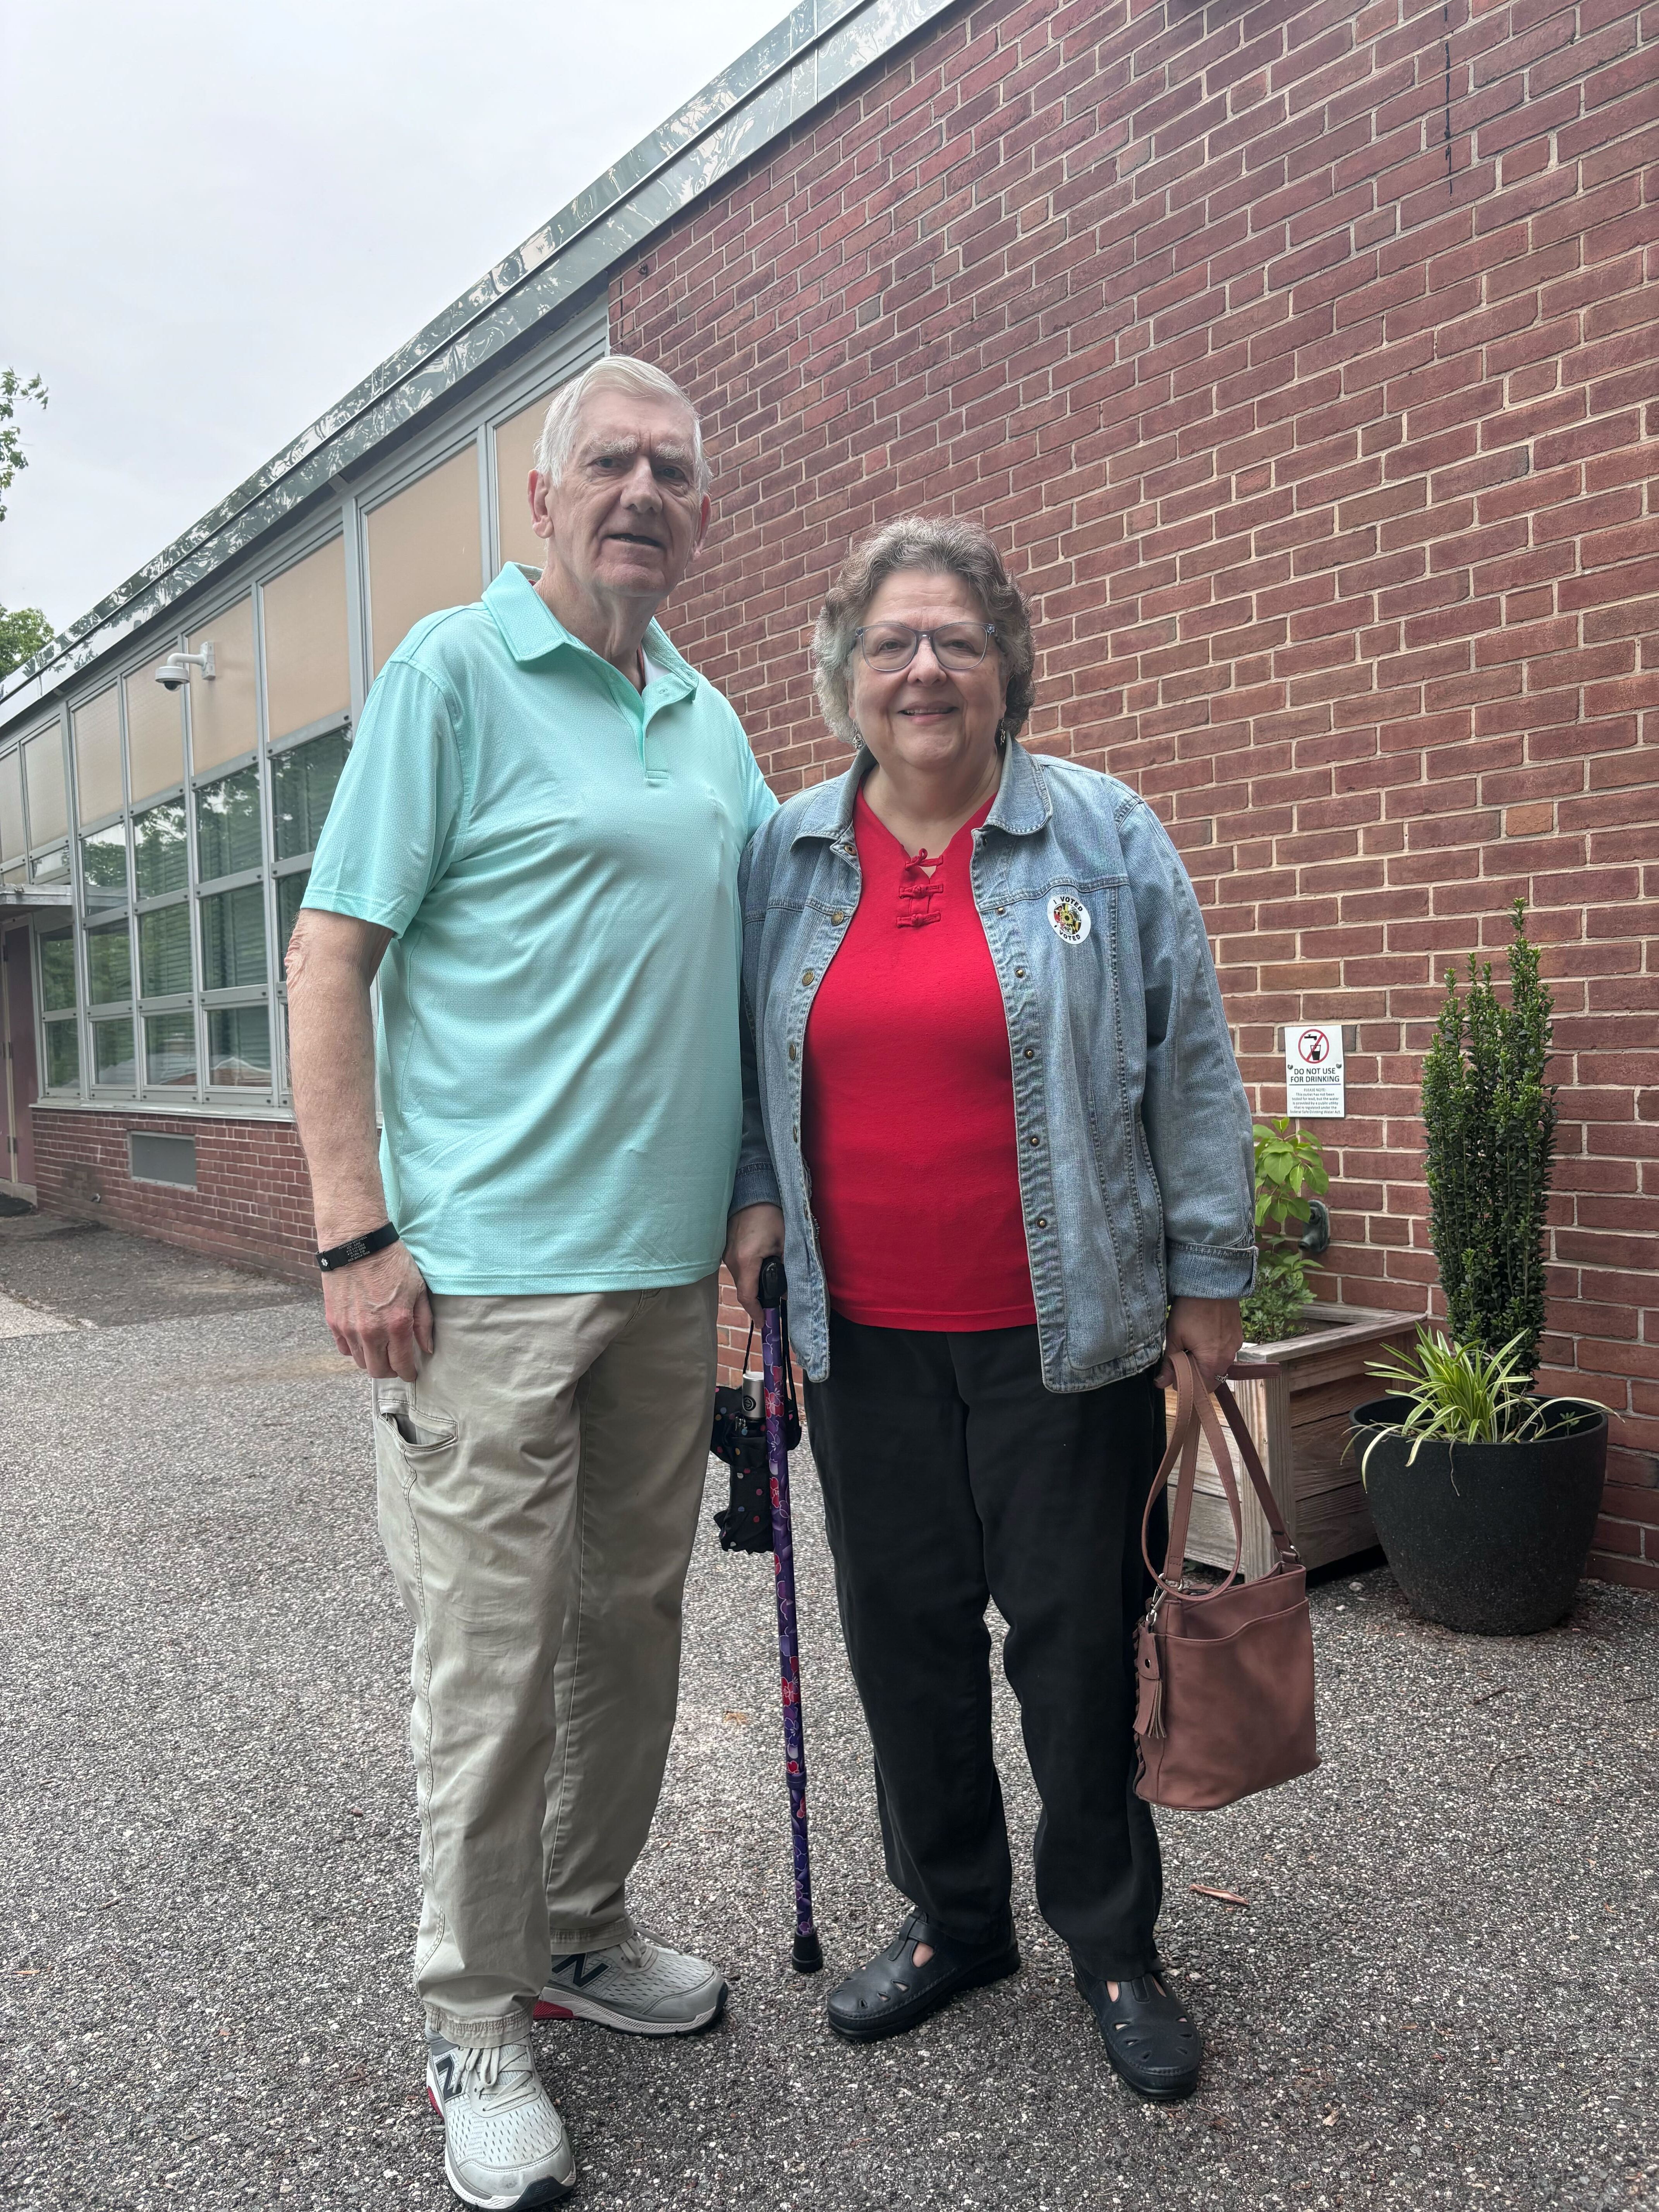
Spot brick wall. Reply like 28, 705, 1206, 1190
31, 1107, 317, 1283
620, 0, 1659, 1586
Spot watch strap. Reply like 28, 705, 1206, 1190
316, 1222, 400, 1272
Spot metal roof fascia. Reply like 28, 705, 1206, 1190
0, 0, 959, 732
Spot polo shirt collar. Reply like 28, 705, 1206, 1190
790, 737, 1050, 847
483, 563, 696, 698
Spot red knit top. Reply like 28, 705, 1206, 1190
801, 789, 1037, 1331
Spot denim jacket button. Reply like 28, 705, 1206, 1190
1028, 1132, 1041, 1146
802, 969, 815, 986
1015, 967, 1025, 979
1036, 1216, 1048, 1228
830, 910, 845, 924
1023, 1047, 1035, 1060
996, 903, 1006, 914
788, 1042, 798, 1061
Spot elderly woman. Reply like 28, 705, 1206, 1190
724, 516, 1254, 2101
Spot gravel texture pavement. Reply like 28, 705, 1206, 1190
1, 1237, 1654, 2211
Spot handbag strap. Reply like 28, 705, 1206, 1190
1140, 1349, 1302, 1602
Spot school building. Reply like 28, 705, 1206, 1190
0, 0, 1653, 1583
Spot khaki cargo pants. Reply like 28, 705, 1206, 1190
373, 1276, 719, 2048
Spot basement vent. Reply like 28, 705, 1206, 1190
128, 1132, 197, 1189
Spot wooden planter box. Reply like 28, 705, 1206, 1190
1164, 1303, 1423, 1580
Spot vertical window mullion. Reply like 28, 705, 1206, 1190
180, 651, 205, 1106
254, 583, 280, 1104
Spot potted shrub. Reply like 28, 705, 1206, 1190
1350, 903, 1607, 1634
1168, 1120, 1422, 1579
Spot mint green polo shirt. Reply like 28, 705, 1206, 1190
302, 563, 777, 1293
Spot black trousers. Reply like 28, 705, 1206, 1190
805, 1314, 1165, 1981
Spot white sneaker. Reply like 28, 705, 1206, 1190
425, 2035, 576, 2209
536, 1930, 728, 2035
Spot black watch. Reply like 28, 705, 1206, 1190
316, 1222, 400, 1272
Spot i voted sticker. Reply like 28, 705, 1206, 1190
1047, 892, 1091, 945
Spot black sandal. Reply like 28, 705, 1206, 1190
1074, 1966, 1203, 2100
826, 1911, 1020, 2044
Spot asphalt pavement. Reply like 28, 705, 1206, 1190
1, 1227, 1654, 2211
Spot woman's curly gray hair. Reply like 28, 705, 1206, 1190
811, 515, 1036, 747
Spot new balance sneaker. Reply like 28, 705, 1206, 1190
535, 1931, 728, 2035
425, 2034, 576, 2209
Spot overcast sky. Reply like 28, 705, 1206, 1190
0, 0, 791, 633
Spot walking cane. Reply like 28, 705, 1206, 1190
757, 1254, 823, 1974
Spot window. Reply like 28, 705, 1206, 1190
138, 904, 192, 998
271, 728, 347, 861
44, 1020, 80, 1090
263, 538, 350, 743
81, 821, 129, 898
38, 929, 77, 1012
73, 689, 124, 823
196, 764, 263, 882
0, 746, 27, 862
134, 799, 188, 898
86, 918, 132, 1006
22, 727, 67, 849
125, 655, 185, 806
271, 723, 347, 975
186, 598, 257, 773
143, 1012, 197, 1090
37, 925, 79, 1093
494, 393, 550, 573
92, 1017, 135, 1089
201, 883, 266, 991
208, 1005, 271, 1087
364, 447, 482, 674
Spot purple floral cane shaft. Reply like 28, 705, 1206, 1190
763, 1299, 817, 1949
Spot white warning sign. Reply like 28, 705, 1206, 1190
1285, 1022, 1346, 1120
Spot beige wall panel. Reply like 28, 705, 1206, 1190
0, 747, 24, 863
23, 725, 68, 846
263, 537, 350, 741
188, 596, 258, 771
125, 656, 185, 805
495, 395, 551, 574
73, 688, 124, 823
366, 447, 482, 675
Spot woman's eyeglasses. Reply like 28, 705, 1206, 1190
854, 622, 997, 673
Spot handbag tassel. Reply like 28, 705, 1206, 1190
1134, 1626, 1165, 1740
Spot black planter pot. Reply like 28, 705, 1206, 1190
1350, 1396, 1608, 1635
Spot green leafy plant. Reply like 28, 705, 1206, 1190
1357, 1326, 1596, 1484
1240, 1119, 1329, 1343
1422, 900, 1555, 1380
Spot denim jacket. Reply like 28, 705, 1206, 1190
732, 740, 1256, 1393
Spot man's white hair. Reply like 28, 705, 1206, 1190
533, 356, 708, 496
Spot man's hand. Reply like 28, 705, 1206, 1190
323, 1241, 435, 1382
723, 1203, 785, 1328
1155, 1294, 1244, 1395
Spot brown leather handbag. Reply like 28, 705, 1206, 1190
1133, 1350, 1319, 1810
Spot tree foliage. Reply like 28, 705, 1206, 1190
0, 369, 53, 678
0, 605, 55, 681
1421, 900, 1556, 1379
0, 369, 48, 524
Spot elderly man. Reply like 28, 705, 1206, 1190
287, 355, 776, 2210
